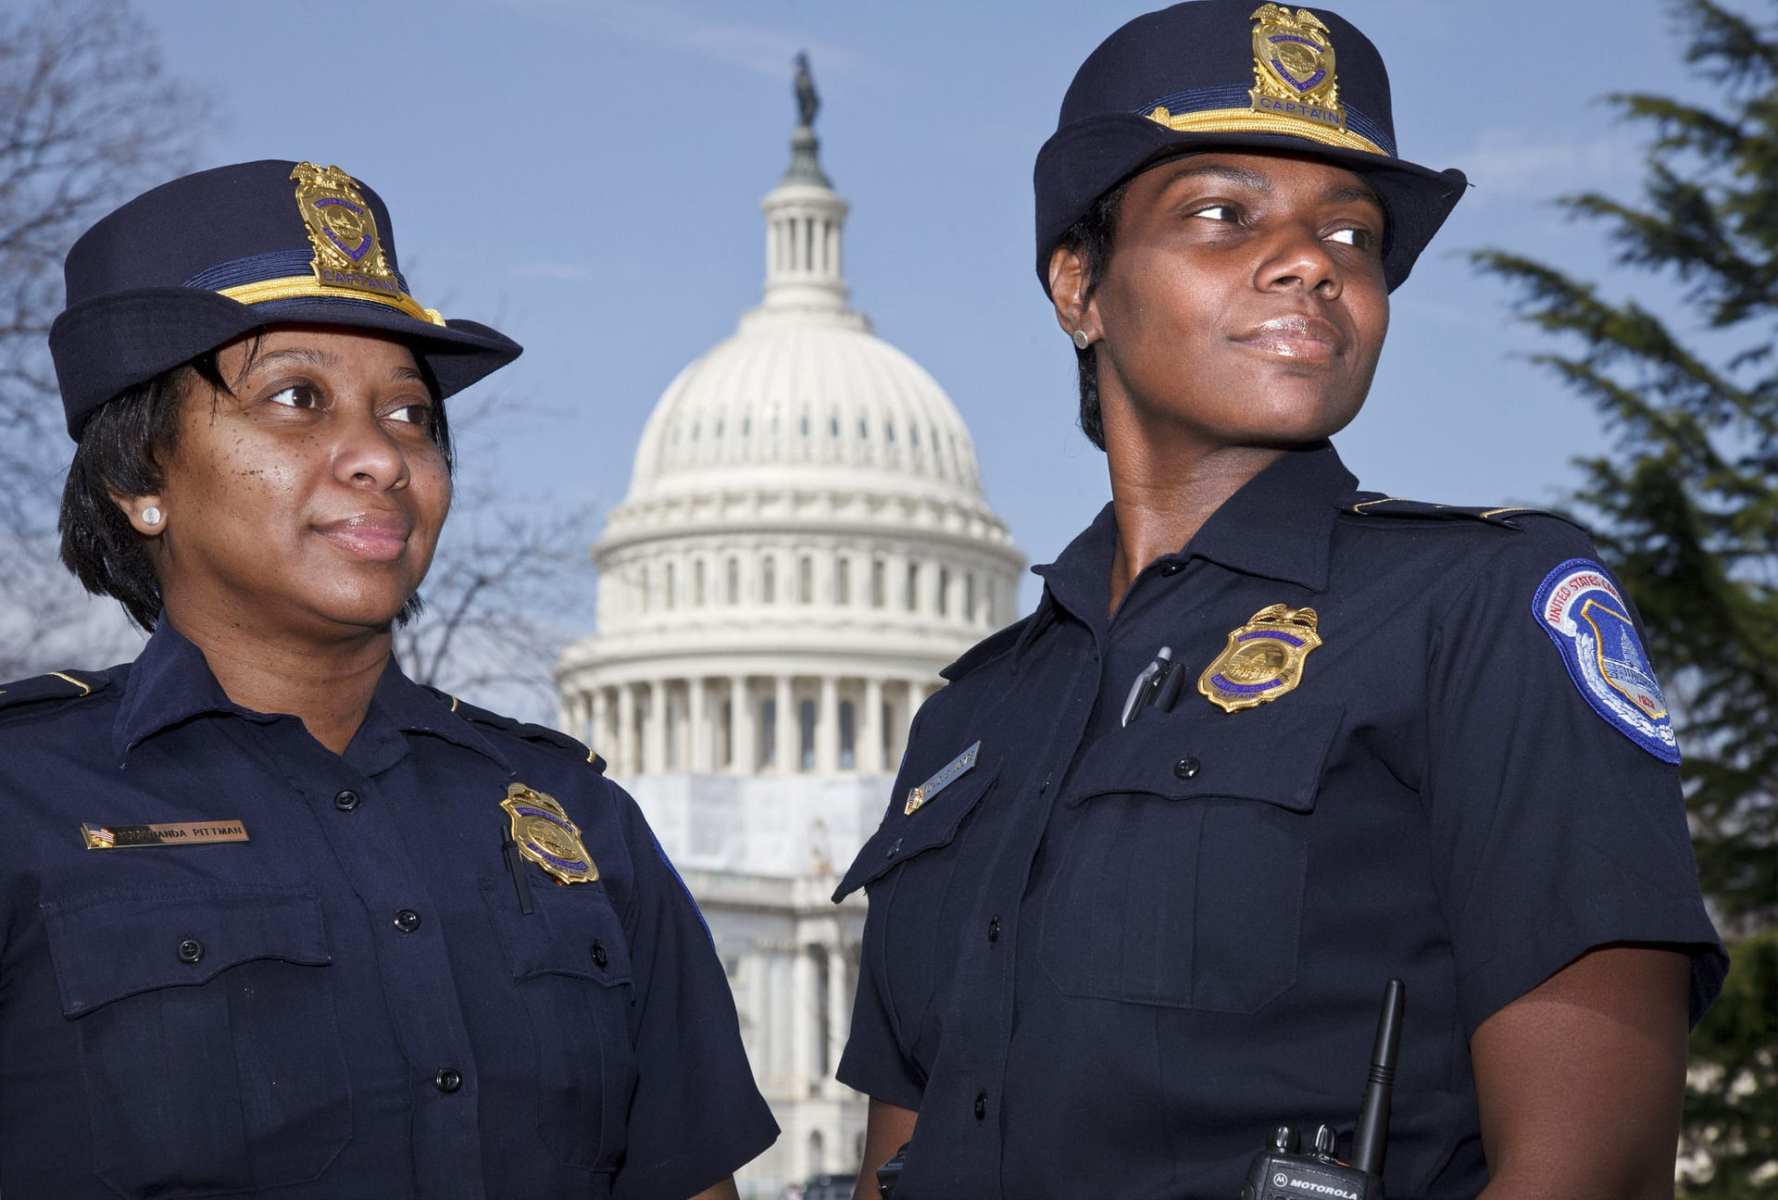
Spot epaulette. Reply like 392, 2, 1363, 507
0, 669, 110, 725
425, 687, 607, 774
1339, 493, 1568, 530
940, 614, 1035, 682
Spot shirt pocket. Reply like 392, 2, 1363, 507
481, 876, 637, 1172
41, 885, 350, 1197
836, 752, 1001, 1060
1039, 703, 1343, 1013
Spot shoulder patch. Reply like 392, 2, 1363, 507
427, 688, 608, 773
1532, 558, 1679, 763
940, 615, 1034, 682
1341, 493, 1569, 529
0, 670, 109, 723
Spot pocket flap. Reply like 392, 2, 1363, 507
42, 887, 331, 1018
1068, 702, 1344, 813
482, 878, 634, 987
833, 757, 999, 901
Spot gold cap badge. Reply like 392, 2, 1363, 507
1198, 604, 1324, 713
1248, 5, 1346, 132
290, 162, 401, 297
500, 783, 599, 884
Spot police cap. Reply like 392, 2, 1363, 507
1034, 1, 1467, 293
50, 159, 521, 438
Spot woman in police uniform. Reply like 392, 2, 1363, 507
836, 4, 1725, 1198
0, 161, 776, 1198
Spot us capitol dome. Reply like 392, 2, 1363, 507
555, 59, 1023, 1196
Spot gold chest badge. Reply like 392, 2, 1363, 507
290, 162, 401, 298
500, 783, 599, 884
1198, 604, 1324, 713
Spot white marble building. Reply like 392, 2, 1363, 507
555, 90, 1022, 1196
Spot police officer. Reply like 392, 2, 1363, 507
0, 160, 777, 1198
834, 4, 1726, 1197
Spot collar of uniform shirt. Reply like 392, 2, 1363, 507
1028, 442, 1356, 640
111, 620, 512, 775
111, 620, 282, 763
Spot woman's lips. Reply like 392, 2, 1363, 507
314, 514, 412, 562
1232, 314, 1344, 363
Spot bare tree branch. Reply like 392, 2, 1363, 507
0, 0, 208, 675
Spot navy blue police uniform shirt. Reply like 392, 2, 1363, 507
835, 443, 1725, 1200
0, 621, 776, 1199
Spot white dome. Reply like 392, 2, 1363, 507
558, 107, 1023, 783
627, 314, 985, 504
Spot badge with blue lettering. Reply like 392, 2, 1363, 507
1198, 604, 1323, 713
1248, 4, 1347, 131
1533, 559, 1679, 763
905, 741, 981, 815
501, 783, 599, 884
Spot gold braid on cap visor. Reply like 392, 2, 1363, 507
1145, 106, 1387, 157
216, 275, 446, 327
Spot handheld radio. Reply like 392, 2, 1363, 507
1239, 978, 1405, 1200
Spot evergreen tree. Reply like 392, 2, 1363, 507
1472, 2, 1775, 1192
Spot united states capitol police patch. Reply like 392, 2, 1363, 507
1533, 558, 1679, 763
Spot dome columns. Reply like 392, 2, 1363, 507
564, 671, 937, 779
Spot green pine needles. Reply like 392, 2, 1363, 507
1472, 2, 1776, 1193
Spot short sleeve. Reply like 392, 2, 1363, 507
836, 887, 928, 1111
1425, 522, 1726, 1036
608, 785, 778, 1199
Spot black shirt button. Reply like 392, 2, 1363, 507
592, 940, 609, 969
1173, 756, 1201, 781
393, 909, 422, 934
434, 1068, 463, 1094
176, 938, 204, 965
1158, 561, 1186, 576
974, 1090, 988, 1121
987, 917, 1001, 943
333, 789, 359, 812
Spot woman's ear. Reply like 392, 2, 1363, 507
1048, 244, 1100, 348
111, 493, 168, 538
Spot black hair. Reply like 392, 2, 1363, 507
1054, 180, 1131, 452
58, 341, 453, 632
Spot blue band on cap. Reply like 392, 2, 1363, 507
183, 249, 412, 297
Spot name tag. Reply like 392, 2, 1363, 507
82, 820, 250, 849
904, 741, 981, 815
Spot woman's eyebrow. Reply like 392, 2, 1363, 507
1323, 182, 1384, 209
1163, 162, 1272, 192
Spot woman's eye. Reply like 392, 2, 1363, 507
1327, 226, 1376, 248
266, 384, 320, 410
1191, 204, 1239, 223
386, 402, 433, 426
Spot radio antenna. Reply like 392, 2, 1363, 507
1351, 978, 1404, 1177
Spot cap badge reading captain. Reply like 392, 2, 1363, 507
1248, 4, 1346, 132
291, 162, 400, 298
500, 782, 599, 884
1198, 604, 1323, 713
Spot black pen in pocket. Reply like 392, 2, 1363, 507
501, 820, 536, 915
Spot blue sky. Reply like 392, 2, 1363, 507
142, 0, 1717, 620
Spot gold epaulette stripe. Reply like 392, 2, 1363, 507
1349, 496, 1403, 514
448, 695, 461, 713
1480, 506, 1532, 519
217, 275, 445, 327
47, 671, 92, 697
